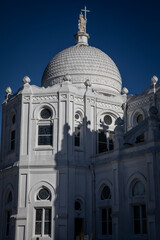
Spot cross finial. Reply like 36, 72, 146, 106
81, 5, 90, 20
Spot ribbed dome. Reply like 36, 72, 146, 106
41, 44, 122, 94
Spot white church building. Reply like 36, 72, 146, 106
0, 7, 160, 240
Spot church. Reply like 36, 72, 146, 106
0, 6, 160, 240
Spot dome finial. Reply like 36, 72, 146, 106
74, 6, 90, 45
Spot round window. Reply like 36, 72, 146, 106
137, 114, 143, 124
37, 188, 51, 200
104, 115, 112, 125
40, 108, 52, 119
75, 113, 80, 120
101, 186, 111, 200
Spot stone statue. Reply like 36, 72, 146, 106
78, 13, 86, 33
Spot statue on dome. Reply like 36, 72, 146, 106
78, 12, 86, 33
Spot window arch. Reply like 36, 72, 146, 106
98, 184, 112, 236
9, 111, 16, 152
37, 107, 53, 146
74, 110, 83, 147
129, 179, 147, 236
29, 182, 55, 238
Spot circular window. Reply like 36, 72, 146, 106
40, 108, 52, 119
137, 114, 143, 124
101, 186, 111, 200
75, 113, 80, 120
75, 200, 81, 211
104, 115, 112, 125
37, 188, 51, 200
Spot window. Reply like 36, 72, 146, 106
38, 125, 53, 146
101, 186, 111, 200
131, 180, 147, 235
11, 130, 15, 150
75, 127, 80, 146
133, 205, 147, 234
37, 188, 51, 200
6, 210, 12, 236
74, 111, 83, 147
132, 181, 145, 197
35, 208, 51, 236
137, 114, 143, 124
104, 115, 112, 125
34, 187, 52, 237
101, 208, 112, 235
40, 108, 52, 119
98, 130, 114, 153
135, 133, 144, 143
5, 191, 13, 237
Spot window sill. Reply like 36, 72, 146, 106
34, 146, 54, 151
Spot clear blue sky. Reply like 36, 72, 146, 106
0, 0, 160, 131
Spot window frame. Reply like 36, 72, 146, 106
98, 130, 114, 154
34, 207, 52, 237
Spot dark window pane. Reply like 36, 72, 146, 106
142, 205, 146, 218
99, 131, 107, 142
101, 186, 111, 200
38, 136, 52, 145
38, 126, 52, 135
41, 109, 51, 119
102, 209, 106, 221
75, 127, 80, 146
6, 210, 12, 236
104, 115, 112, 125
7, 192, 12, 203
45, 209, 51, 221
44, 222, 51, 235
134, 220, 140, 234
36, 209, 42, 221
142, 220, 147, 234
134, 206, 140, 218
11, 130, 15, 150
102, 222, 107, 235
38, 188, 50, 200
75, 201, 81, 211
35, 222, 42, 235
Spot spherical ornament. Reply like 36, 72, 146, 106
122, 87, 129, 95
151, 75, 158, 85
22, 76, 31, 84
5, 86, 12, 95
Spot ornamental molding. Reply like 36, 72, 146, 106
32, 95, 58, 101
23, 96, 30, 101
97, 101, 122, 111
61, 94, 67, 99
128, 97, 151, 110
75, 97, 84, 103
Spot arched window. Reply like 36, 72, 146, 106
131, 181, 147, 235
38, 108, 53, 146
98, 114, 115, 153
74, 111, 83, 147
99, 185, 112, 236
34, 187, 52, 237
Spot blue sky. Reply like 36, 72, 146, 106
0, 0, 160, 131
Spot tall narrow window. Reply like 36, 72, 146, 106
101, 208, 112, 235
6, 210, 12, 236
133, 205, 147, 234
75, 127, 80, 147
11, 130, 15, 150
38, 125, 53, 146
35, 208, 51, 236
98, 131, 114, 153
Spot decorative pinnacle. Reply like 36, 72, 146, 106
5, 86, 12, 95
75, 6, 90, 45
23, 76, 31, 84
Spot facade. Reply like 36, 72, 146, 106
0, 8, 160, 240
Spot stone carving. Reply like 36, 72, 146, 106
32, 95, 58, 101
78, 13, 86, 33
23, 76, 31, 84
5, 87, 12, 95
24, 96, 30, 101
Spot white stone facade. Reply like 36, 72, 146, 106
0, 9, 160, 240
